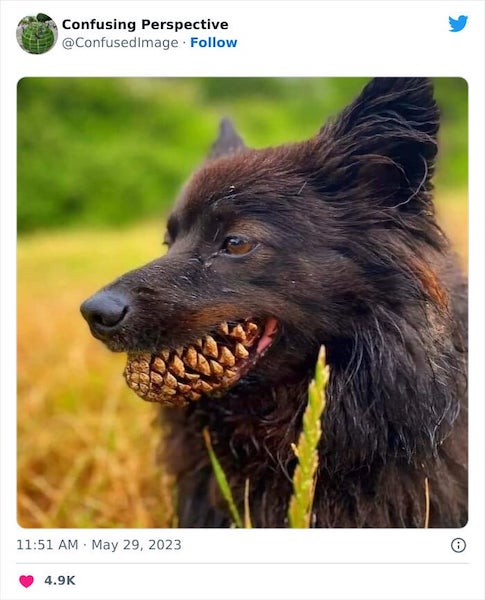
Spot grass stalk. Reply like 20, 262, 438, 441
288, 345, 329, 528
244, 479, 252, 529
424, 476, 430, 528
203, 427, 243, 528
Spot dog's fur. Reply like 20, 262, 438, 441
82, 78, 467, 527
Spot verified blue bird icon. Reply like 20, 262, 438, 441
449, 15, 468, 32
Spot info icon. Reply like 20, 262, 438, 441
451, 537, 466, 553
17, 14, 58, 54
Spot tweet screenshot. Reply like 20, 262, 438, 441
1, 1, 484, 599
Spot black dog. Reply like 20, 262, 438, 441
81, 78, 467, 527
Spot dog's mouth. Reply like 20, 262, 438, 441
123, 317, 279, 406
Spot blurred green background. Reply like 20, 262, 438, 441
17, 78, 467, 528
17, 77, 467, 233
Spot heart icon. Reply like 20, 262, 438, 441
19, 575, 34, 588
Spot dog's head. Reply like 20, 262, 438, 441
81, 78, 441, 406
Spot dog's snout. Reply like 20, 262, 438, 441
80, 290, 129, 335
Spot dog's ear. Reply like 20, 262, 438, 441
313, 78, 439, 209
208, 118, 246, 159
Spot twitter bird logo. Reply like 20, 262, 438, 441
449, 15, 468, 32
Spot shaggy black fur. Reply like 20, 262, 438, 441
81, 78, 467, 527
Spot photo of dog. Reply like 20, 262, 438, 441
79, 78, 468, 527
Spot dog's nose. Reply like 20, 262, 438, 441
80, 290, 129, 335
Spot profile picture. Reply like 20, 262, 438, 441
17, 77, 467, 528
17, 14, 57, 54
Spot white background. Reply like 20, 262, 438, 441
1, 1, 484, 599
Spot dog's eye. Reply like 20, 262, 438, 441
222, 236, 254, 256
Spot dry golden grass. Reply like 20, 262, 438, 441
17, 195, 467, 528
17, 223, 175, 528
436, 190, 468, 267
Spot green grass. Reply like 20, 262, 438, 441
288, 347, 329, 528
203, 428, 244, 528
17, 78, 467, 232
204, 347, 330, 528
